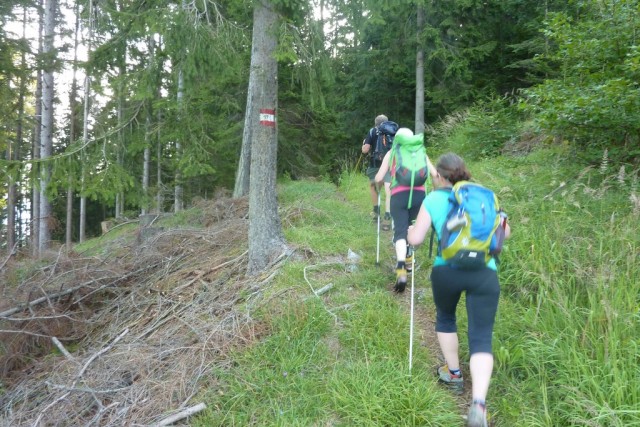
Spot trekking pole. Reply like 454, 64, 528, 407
409, 247, 415, 374
375, 189, 381, 266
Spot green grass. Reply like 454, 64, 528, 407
191, 144, 639, 426
193, 173, 466, 426
478, 150, 640, 426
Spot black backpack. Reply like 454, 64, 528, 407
372, 121, 399, 162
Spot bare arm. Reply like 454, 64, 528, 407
374, 151, 391, 184
407, 204, 432, 247
362, 138, 370, 154
426, 155, 438, 179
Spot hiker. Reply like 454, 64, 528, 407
362, 114, 395, 231
374, 128, 437, 293
407, 152, 511, 427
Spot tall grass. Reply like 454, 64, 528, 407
482, 150, 640, 426
194, 144, 639, 426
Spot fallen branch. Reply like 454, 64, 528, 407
45, 381, 130, 395
0, 241, 19, 271
152, 402, 206, 427
33, 328, 130, 426
172, 250, 248, 294
51, 337, 75, 362
0, 278, 115, 318
1, 263, 159, 319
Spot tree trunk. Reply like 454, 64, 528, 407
116, 53, 126, 219
233, 88, 252, 198
31, 0, 44, 256
141, 35, 155, 216
156, 129, 163, 213
38, 0, 57, 254
174, 2, 186, 211
67, 0, 81, 250
6, 7, 29, 256
174, 68, 184, 212
415, 3, 425, 135
142, 117, 151, 215
7, 141, 16, 256
79, 0, 94, 243
246, 0, 287, 275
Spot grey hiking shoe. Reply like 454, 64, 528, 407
437, 365, 464, 394
467, 401, 488, 427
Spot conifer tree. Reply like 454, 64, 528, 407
246, 0, 287, 274
38, 0, 56, 253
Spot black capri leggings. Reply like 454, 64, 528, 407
430, 265, 500, 355
390, 190, 425, 243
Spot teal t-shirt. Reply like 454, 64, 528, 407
423, 189, 498, 271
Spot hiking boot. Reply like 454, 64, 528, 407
467, 401, 488, 427
394, 268, 407, 293
370, 211, 380, 223
437, 365, 464, 394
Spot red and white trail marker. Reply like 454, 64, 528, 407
259, 108, 276, 127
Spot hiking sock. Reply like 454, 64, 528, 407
384, 212, 391, 221
449, 368, 462, 377
396, 261, 406, 270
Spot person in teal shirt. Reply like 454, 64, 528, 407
408, 153, 511, 427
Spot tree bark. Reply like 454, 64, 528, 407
31, 0, 44, 256
79, 0, 94, 243
415, 3, 425, 135
174, 67, 184, 212
141, 35, 155, 216
38, 0, 57, 254
67, 0, 81, 250
116, 46, 126, 219
233, 88, 253, 198
246, 0, 287, 275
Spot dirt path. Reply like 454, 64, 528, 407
381, 259, 476, 422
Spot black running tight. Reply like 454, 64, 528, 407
430, 265, 500, 355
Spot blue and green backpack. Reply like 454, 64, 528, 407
435, 181, 506, 269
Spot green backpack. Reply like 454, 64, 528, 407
389, 132, 430, 208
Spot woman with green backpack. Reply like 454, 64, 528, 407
374, 128, 437, 292
407, 152, 511, 427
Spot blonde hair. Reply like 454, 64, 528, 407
374, 114, 388, 126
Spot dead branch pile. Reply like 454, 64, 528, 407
0, 196, 288, 426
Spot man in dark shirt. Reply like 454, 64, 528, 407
362, 114, 392, 230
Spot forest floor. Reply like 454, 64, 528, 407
1, 191, 475, 426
